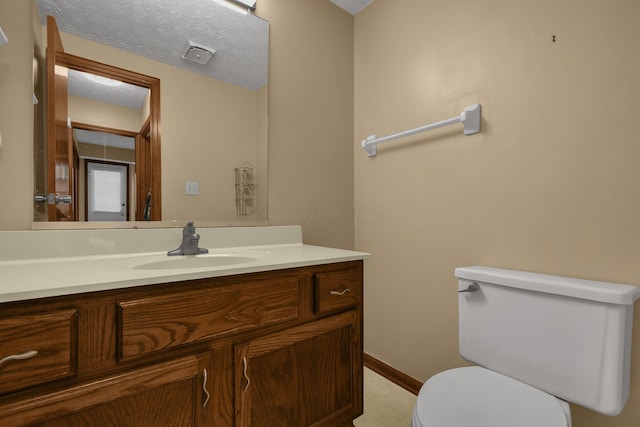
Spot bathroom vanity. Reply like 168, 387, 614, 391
0, 226, 367, 426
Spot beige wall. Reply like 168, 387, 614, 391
259, 0, 355, 249
0, 0, 35, 229
69, 95, 145, 132
354, 0, 640, 425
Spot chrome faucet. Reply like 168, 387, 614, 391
167, 222, 209, 256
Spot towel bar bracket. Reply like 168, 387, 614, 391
363, 135, 378, 157
461, 103, 481, 136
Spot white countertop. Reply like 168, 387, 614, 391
0, 226, 368, 303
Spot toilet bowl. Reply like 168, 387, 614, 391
411, 266, 640, 427
411, 366, 571, 427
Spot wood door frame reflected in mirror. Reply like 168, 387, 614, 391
72, 122, 137, 222
52, 51, 162, 221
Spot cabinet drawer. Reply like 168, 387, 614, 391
0, 356, 201, 427
0, 309, 78, 394
314, 266, 362, 315
118, 276, 301, 360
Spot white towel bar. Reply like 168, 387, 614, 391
361, 104, 481, 157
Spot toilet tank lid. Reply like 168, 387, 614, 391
455, 266, 640, 305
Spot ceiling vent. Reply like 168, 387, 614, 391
181, 41, 216, 65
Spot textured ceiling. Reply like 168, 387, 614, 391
330, 0, 375, 15
35, 0, 269, 91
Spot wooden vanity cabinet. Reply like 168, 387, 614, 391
0, 260, 363, 427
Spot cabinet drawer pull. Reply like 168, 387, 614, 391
242, 356, 251, 392
0, 350, 38, 366
329, 288, 351, 296
202, 368, 210, 408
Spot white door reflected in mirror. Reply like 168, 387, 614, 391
87, 162, 128, 221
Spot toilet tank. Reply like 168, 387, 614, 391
455, 266, 640, 416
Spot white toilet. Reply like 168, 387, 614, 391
412, 266, 640, 427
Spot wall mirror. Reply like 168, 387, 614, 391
31, 0, 269, 226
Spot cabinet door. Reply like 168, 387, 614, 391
0, 355, 211, 427
235, 310, 362, 427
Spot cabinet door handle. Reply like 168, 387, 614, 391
0, 350, 38, 366
242, 356, 251, 392
202, 368, 210, 408
330, 288, 351, 296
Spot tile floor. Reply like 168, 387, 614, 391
354, 367, 418, 427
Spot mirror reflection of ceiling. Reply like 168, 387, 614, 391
68, 69, 148, 109
35, 0, 269, 90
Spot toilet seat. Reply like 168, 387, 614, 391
412, 366, 570, 427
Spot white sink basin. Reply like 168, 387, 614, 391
107, 251, 268, 270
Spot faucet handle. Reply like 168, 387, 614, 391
184, 221, 196, 236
